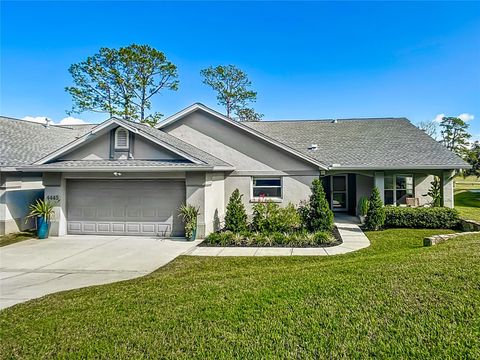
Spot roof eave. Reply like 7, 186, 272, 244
328, 164, 471, 171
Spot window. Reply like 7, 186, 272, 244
384, 175, 413, 205
252, 177, 282, 200
115, 128, 129, 149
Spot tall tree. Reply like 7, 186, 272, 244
66, 44, 178, 126
465, 141, 480, 178
235, 107, 264, 122
418, 120, 438, 139
439, 116, 472, 155
200, 65, 260, 119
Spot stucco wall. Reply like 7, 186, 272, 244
163, 111, 317, 172
0, 172, 44, 235
61, 131, 184, 161
356, 174, 374, 213
415, 174, 434, 206
224, 175, 316, 217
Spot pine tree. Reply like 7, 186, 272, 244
364, 187, 385, 231
305, 179, 334, 232
224, 189, 248, 232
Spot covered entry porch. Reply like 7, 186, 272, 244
322, 169, 456, 215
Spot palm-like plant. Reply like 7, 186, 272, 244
178, 204, 200, 240
26, 199, 56, 222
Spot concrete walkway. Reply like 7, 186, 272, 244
0, 235, 200, 309
187, 214, 370, 257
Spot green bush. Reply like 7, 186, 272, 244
251, 201, 301, 233
301, 179, 334, 232
224, 189, 248, 232
364, 187, 385, 231
384, 206, 460, 229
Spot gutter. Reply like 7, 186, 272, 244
17, 165, 236, 173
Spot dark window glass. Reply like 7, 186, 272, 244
332, 193, 347, 208
253, 187, 282, 198
384, 190, 394, 205
332, 176, 346, 191
253, 179, 281, 187
384, 176, 394, 189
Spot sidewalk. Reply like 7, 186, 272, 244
186, 214, 370, 257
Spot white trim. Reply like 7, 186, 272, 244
114, 127, 129, 149
33, 118, 203, 165
158, 103, 328, 170
331, 174, 348, 212
250, 176, 283, 202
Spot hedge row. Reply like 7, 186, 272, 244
204, 230, 337, 247
384, 206, 461, 229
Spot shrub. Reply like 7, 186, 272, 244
313, 231, 335, 245
384, 207, 460, 229
224, 189, 248, 232
364, 187, 385, 231
424, 176, 442, 207
301, 179, 334, 232
358, 196, 370, 217
251, 201, 301, 233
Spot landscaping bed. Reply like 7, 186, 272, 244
201, 227, 342, 247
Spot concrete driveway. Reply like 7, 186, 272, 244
0, 235, 200, 309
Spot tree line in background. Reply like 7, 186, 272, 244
66, 44, 261, 127
419, 117, 479, 178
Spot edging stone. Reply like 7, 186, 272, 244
460, 219, 480, 232
423, 231, 480, 247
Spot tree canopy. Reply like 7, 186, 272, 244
66, 44, 178, 126
439, 116, 472, 156
200, 65, 262, 121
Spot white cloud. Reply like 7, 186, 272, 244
433, 113, 445, 123
457, 113, 474, 122
21, 115, 86, 125
59, 116, 86, 125
22, 116, 51, 124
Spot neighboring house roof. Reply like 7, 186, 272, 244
158, 103, 330, 169
0, 116, 92, 168
22, 160, 215, 172
244, 118, 469, 170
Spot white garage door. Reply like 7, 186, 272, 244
67, 180, 186, 236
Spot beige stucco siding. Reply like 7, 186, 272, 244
1, 172, 44, 235
61, 131, 185, 161
163, 111, 317, 172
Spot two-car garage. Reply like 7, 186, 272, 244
66, 180, 186, 237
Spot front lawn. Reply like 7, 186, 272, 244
0, 231, 34, 247
1, 229, 479, 358
455, 190, 480, 221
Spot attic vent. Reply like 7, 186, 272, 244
115, 128, 129, 149
332, 119, 338, 123
308, 144, 318, 151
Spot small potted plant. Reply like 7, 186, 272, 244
178, 204, 200, 241
26, 199, 56, 239
358, 196, 370, 224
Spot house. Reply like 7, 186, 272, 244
0, 103, 469, 237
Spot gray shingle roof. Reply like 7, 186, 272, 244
26, 160, 211, 169
0, 117, 92, 167
244, 118, 468, 168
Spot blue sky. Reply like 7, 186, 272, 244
1, 1, 479, 139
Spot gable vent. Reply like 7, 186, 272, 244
115, 128, 129, 149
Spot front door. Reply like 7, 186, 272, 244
331, 175, 348, 212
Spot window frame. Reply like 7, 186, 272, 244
384, 174, 414, 206
251, 177, 283, 202
114, 127, 129, 150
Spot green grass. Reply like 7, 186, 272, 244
455, 190, 480, 221
0, 231, 34, 247
1, 229, 479, 358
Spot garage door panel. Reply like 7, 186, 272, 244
67, 180, 186, 236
